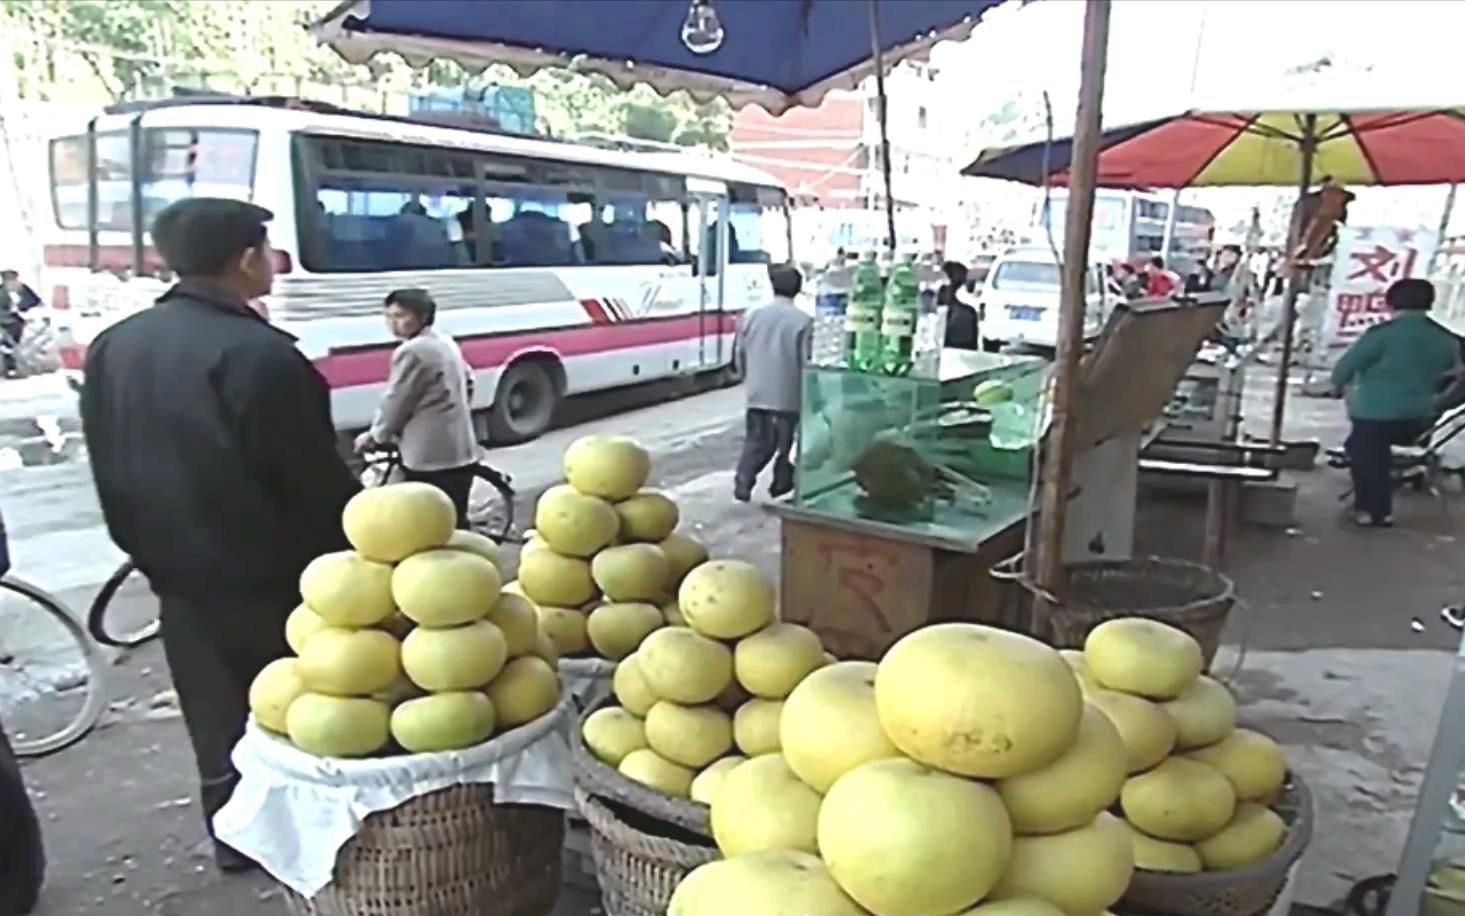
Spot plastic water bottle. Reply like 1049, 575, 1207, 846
844, 251, 884, 372
812, 252, 853, 366
880, 255, 920, 376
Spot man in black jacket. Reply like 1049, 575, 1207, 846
79, 198, 360, 872
0, 502, 44, 916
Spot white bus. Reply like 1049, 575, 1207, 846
42, 96, 790, 443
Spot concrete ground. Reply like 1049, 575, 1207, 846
2, 363, 1458, 914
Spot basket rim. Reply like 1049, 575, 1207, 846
572, 696, 712, 837
1059, 555, 1236, 616
573, 786, 719, 870
1127, 769, 1314, 887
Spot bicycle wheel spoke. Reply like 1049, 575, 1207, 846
0, 579, 105, 755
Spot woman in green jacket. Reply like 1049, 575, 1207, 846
1331, 278, 1460, 527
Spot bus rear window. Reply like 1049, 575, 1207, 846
49, 128, 259, 231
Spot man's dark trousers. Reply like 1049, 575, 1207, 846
735, 408, 799, 500
157, 592, 292, 863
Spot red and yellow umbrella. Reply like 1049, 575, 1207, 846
963, 108, 1465, 188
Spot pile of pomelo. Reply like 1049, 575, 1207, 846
580, 558, 835, 803
248, 482, 561, 758
506, 435, 709, 662
662, 618, 1294, 916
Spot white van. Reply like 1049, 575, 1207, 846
978, 247, 1108, 351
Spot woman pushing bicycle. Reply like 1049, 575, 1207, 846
353, 288, 481, 527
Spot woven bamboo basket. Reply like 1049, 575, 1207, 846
1121, 773, 1314, 916
576, 788, 718, 916
572, 698, 712, 837
281, 783, 564, 916
1049, 557, 1236, 667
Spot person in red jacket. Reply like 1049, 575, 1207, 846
1144, 256, 1177, 298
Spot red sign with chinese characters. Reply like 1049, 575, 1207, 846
1324, 226, 1439, 348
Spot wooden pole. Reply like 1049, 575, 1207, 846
867, 0, 897, 253
1267, 114, 1317, 445
1032, 0, 1111, 636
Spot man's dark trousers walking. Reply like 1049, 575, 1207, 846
736, 408, 798, 501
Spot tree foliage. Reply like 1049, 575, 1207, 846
1, 0, 731, 149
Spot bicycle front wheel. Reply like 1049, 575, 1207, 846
0, 575, 107, 757
86, 560, 159, 649
468, 473, 517, 544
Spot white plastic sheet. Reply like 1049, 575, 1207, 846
558, 657, 616, 712
214, 697, 575, 898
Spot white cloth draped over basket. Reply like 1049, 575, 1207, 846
558, 657, 616, 711
214, 697, 575, 898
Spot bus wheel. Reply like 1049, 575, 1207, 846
488, 359, 560, 444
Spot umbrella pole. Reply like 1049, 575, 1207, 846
867, 0, 897, 253
1032, 0, 1112, 635
1267, 114, 1318, 445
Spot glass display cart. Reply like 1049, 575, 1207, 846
1385, 614, 1465, 916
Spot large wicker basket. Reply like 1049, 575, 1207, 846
1049, 557, 1236, 666
1121, 773, 1314, 916
576, 788, 718, 916
281, 784, 564, 916
572, 699, 712, 837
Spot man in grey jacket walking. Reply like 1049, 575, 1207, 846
733, 264, 812, 502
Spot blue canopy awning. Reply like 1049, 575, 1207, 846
314, 0, 1011, 113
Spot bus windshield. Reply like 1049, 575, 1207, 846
49, 128, 258, 231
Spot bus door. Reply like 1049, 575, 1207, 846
688, 177, 728, 371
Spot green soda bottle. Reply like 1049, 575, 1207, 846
844, 251, 884, 371
880, 255, 919, 376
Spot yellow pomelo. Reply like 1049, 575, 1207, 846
401, 620, 507, 691
1195, 803, 1286, 870
615, 490, 680, 542
710, 754, 821, 857
875, 623, 1082, 779
389, 691, 496, 753
298, 627, 402, 696
299, 552, 396, 628
781, 661, 901, 793
249, 658, 307, 733
537, 606, 589, 656
285, 604, 328, 655
485, 656, 559, 727
1183, 728, 1287, 802
678, 560, 776, 639
1121, 757, 1237, 842
341, 482, 455, 562
534, 485, 620, 557
592, 544, 670, 602
636, 628, 733, 704
586, 602, 663, 660
486, 593, 540, 656
619, 748, 694, 798
659, 532, 709, 586
989, 813, 1135, 916
1089, 690, 1178, 774
668, 850, 865, 916
286, 693, 390, 758
392, 548, 501, 627
446, 529, 502, 570
377, 611, 416, 641
1125, 821, 1202, 873
819, 757, 1012, 916
371, 673, 424, 706
1085, 618, 1203, 700
582, 707, 648, 767
735, 623, 825, 699
531, 628, 560, 666
613, 653, 659, 716
662, 600, 688, 627
564, 435, 651, 501
998, 702, 1127, 835
1162, 676, 1237, 750
502, 579, 529, 599
734, 698, 784, 756
690, 755, 746, 805
955, 901, 1066, 916
518, 549, 596, 607
1061, 649, 1102, 696
645, 701, 733, 768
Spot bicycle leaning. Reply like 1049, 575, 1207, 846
84, 444, 520, 653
